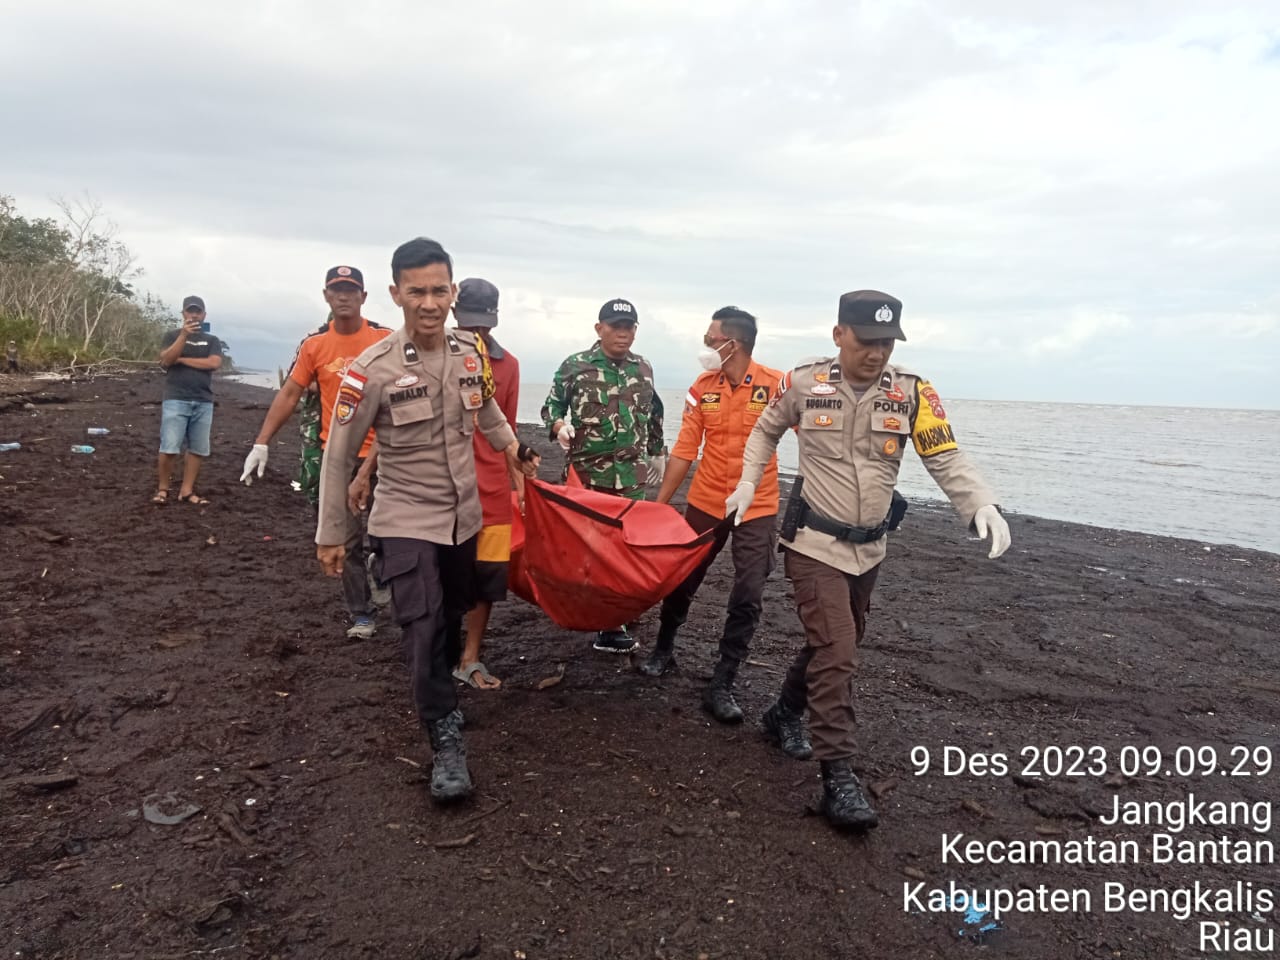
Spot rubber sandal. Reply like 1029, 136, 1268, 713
180, 494, 210, 505
452, 662, 500, 689
151, 490, 169, 505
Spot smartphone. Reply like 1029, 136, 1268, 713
201, 321, 211, 333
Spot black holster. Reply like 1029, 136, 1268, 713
780, 476, 807, 541
887, 489, 909, 531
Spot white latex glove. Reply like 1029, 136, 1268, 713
724, 481, 756, 526
973, 504, 1011, 559
556, 422, 576, 452
240, 443, 269, 485
646, 453, 667, 487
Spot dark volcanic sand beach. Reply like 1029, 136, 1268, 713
2, 372, 1278, 960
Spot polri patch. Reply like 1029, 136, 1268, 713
335, 384, 362, 425
920, 384, 946, 419
395, 373, 419, 388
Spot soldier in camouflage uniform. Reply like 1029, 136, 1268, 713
297, 385, 322, 505
542, 297, 666, 653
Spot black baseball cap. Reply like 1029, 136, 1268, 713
454, 278, 500, 329
598, 298, 638, 326
325, 265, 364, 290
838, 290, 906, 341
182, 295, 205, 312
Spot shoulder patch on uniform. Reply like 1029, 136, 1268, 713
451, 328, 478, 345
771, 370, 792, 405
911, 378, 957, 458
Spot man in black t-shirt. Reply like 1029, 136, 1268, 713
154, 295, 223, 504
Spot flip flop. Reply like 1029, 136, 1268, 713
180, 494, 210, 505
452, 661, 501, 689
151, 490, 169, 505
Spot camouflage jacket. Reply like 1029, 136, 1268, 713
541, 342, 665, 498
297, 387, 322, 505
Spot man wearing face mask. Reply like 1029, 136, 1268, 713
640, 307, 783, 724
732, 290, 1011, 832
541, 298, 666, 654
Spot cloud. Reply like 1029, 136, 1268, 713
1026, 310, 1133, 357
2, 0, 1278, 406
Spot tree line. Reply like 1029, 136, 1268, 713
0, 194, 234, 373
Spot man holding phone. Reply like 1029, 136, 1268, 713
154, 295, 223, 505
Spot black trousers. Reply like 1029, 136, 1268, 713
373, 535, 476, 726
657, 504, 776, 663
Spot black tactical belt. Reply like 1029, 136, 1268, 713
797, 499, 889, 545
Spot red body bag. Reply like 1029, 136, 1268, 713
508, 473, 720, 630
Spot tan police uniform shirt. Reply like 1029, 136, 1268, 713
741, 358, 998, 576
315, 326, 516, 547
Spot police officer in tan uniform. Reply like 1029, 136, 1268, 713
730, 290, 1011, 831
316, 237, 538, 805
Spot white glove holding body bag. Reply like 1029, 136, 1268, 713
556, 422, 576, 452
240, 443, 269, 485
973, 504, 1011, 559
724, 481, 756, 526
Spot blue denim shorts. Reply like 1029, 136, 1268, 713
159, 399, 214, 457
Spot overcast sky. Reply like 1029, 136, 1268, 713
3, 1, 1277, 408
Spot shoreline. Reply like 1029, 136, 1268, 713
6, 370, 1275, 559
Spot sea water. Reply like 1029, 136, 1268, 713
229, 373, 1280, 553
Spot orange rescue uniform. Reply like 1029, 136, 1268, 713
672, 359, 783, 522
288, 317, 391, 458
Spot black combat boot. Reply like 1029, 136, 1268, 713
426, 712, 472, 803
761, 699, 813, 760
593, 626, 638, 654
637, 623, 679, 677
701, 658, 744, 724
819, 760, 879, 831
